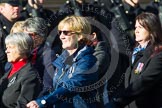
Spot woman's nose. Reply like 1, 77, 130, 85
135, 28, 138, 33
5, 48, 9, 54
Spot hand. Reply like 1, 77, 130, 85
26, 100, 39, 108
124, 0, 139, 7
28, 0, 44, 9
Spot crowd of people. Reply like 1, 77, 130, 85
0, 0, 162, 108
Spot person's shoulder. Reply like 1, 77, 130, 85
154, 46, 162, 57
78, 46, 97, 62
0, 14, 5, 23
20, 62, 38, 75
145, 44, 162, 60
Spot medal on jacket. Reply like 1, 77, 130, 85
134, 62, 144, 74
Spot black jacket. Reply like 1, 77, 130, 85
0, 62, 42, 108
0, 14, 24, 78
114, 46, 162, 108
0, 14, 14, 78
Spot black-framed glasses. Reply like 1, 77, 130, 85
58, 30, 76, 36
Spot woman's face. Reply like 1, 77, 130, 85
5, 44, 23, 62
59, 25, 80, 54
23, 29, 44, 48
135, 20, 150, 46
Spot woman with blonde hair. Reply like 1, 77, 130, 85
27, 15, 99, 108
10, 21, 25, 33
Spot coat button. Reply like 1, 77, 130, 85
41, 100, 46, 105
3, 26, 6, 29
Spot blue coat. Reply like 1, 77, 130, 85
36, 45, 99, 108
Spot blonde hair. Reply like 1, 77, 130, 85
58, 15, 91, 39
10, 21, 25, 33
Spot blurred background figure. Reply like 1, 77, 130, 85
122, 0, 143, 29
23, 17, 48, 48
28, 0, 44, 9
89, 24, 111, 107
10, 21, 25, 33
57, 0, 113, 28
20, 0, 55, 34
145, 0, 160, 15
104, 0, 143, 44
23, 17, 57, 94
0, 0, 22, 78
145, 0, 162, 24
106, 12, 162, 108
93, 0, 134, 100
0, 32, 41, 108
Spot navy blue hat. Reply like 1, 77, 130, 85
0, 0, 20, 6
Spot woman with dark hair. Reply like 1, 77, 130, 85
106, 12, 162, 108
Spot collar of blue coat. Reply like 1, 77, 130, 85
52, 45, 95, 69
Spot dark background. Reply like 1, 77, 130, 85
43, 0, 150, 11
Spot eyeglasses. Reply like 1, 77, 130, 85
58, 30, 76, 36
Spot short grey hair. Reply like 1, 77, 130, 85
5, 32, 34, 56
23, 17, 48, 38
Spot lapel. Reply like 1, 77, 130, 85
134, 47, 153, 74
0, 67, 19, 91
126, 50, 144, 81
125, 46, 153, 86
132, 50, 144, 66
